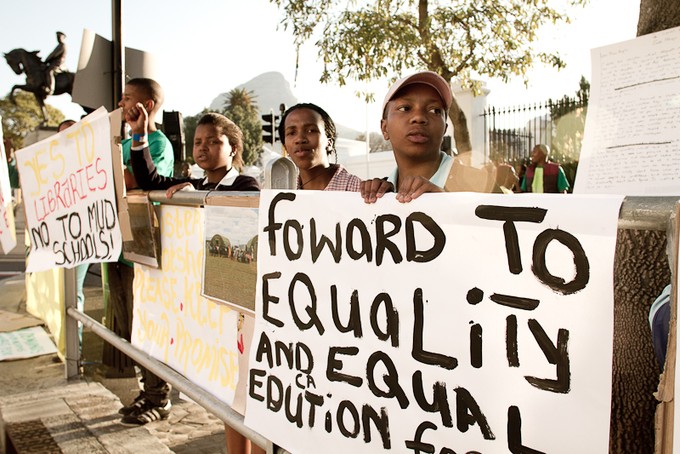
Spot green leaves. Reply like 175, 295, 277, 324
0, 92, 64, 148
271, 0, 584, 87
222, 88, 264, 167
270, 0, 586, 151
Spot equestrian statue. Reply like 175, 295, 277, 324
4, 31, 75, 124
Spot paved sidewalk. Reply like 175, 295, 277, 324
0, 272, 227, 453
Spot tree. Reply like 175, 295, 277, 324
270, 0, 586, 153
0, 92, 64, 148
221, 88, 264, 167
609, 4, 680, 453
637, 0, 680, 36
548, 75, 589, 164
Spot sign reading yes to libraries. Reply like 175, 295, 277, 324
246, 191, 623, 454
16, 107, 121, 272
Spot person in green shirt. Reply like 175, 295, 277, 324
111, 78, 175, 425
520, 144, 569, 194
119, 78, 174, 188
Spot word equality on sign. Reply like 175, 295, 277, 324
246, 190, 623, 454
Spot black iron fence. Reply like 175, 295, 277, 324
482, 97, 588, 190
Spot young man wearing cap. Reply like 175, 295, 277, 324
361, 70, 453, 203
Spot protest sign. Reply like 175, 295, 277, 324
132, 205, 245, 407
0, 326, 57, 361
15, 107, 122, 272
246, 191, 623, 454
0, 123, 17, 254
575, 26, 680, 195
202, 204, 259, 313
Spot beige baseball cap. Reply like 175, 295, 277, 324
382, 71, 453, 114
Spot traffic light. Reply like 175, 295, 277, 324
262, 113, 280, 144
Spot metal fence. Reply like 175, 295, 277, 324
482, 96, 589, 173
59, 188, 678, 454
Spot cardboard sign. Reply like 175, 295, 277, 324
0, 123, 17, 254
15, 107, 122, 272
245, 191, 623, 454
132, 205, 244, 407
0, 326, 57, 361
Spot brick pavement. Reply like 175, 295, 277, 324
0, 272, 228, 453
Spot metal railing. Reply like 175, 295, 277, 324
482, 96, 588, 166
62, 189, 679, 454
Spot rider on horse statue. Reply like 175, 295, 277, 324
43, 31, 67, 96
4, 31, 75, 124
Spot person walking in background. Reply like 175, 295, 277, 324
110, 77, 175, 426
520, 144, 569, 193
279, 102, 362, 191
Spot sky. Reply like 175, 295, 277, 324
1, 0, 640, 134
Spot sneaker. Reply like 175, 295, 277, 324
121, 400, 171, 425
118, 392, 147, 416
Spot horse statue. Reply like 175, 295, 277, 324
4, 48, 75, 124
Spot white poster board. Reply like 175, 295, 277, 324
15, 107, 122, 272
0, 326, 57, 361
574, 26, 680, 195
0, 122, 16, 253
132, 205, 246, 408
245, 191, 623, 454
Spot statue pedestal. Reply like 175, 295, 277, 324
24, 126, 58, 147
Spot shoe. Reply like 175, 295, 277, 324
118, 392, 147, 416
121, 400, 172, 425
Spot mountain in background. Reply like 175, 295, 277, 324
209, 71, 362, 140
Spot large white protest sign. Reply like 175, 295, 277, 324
132, 205, 244, 407
574, 26, 680, 195
246, 191, 623, 454
0, 122, 17, 254
15, 107, 122, 272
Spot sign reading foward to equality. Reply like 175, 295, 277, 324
245, 191, 624, 454
15, 107, 121, 272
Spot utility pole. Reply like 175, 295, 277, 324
112, 0, 124, 111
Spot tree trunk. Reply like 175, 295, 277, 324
637, 0, 680, 36
608, 5, 680, 452
610, 229, 669, 453
448, 96, 472, 155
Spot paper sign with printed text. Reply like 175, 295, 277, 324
575, 26, 680, 195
